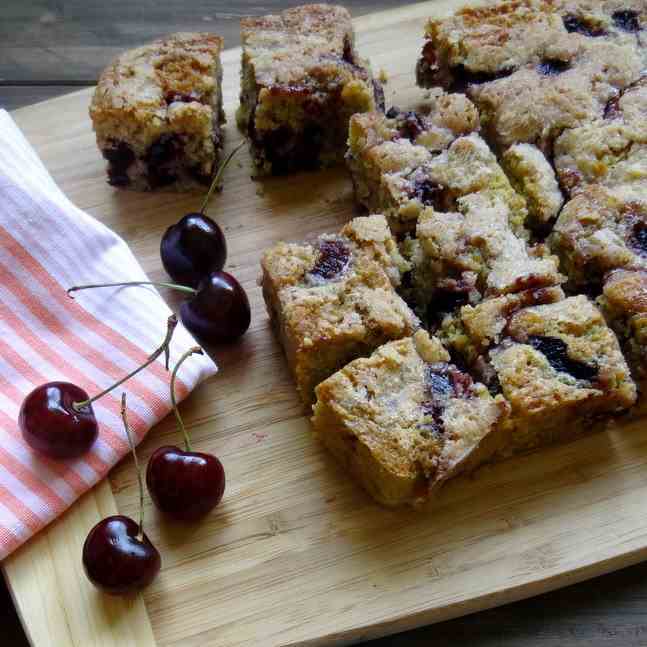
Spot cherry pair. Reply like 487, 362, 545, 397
83, 348, 225, 595
67, 140, 251, 346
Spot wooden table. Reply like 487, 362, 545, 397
2, 2, 647, 645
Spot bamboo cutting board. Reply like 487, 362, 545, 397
5, 1, 647, 645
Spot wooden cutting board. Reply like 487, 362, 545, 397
5, 1, 647, 645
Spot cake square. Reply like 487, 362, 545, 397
311, 330, 510, 506
403, 191, 564, 326
553, 75, 647, 199
90, 33, 225, 190
598, 269, 647, 410
346, 106, 526, 234
237, 4, 383, 175
548, 185, 647, 290
261, 215, 418, 407
441, 292, 637, 454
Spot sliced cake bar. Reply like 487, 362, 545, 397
347, 105, 526, 234
440, 291, 637, 454
403, 191, 564, 326
237, 4, 383, 176
261, 215, 418, 407
312, 330, 510, 506
90, 33, 225, 190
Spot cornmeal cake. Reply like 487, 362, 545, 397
548, 185, 647, 290
403, 192, 564, 326
347, 107, 526, 234
441, 292, 637, 454
261, 215, 418, 407
416, 0, 644, 152
312, 330, 510, 506
90, 33, 225, 190
237, 4, 383, 175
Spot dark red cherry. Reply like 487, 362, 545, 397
18, 316, 178, 460
82, 515, 161, 595
18, 382, 98, 458
180, 271, 251, 345
146, 446, 225, 521
160, 213, 227, 288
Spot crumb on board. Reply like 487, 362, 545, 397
255, 185, 265, 197
378, 68, 388, 83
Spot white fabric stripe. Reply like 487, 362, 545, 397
0, 353, 34, 395
0, 501, 30, 540
0, 501, 29, 535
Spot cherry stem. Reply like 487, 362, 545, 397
170, 346, 204, 452
120, 393, 145, 540
67, 281, 196, 297
199, 139, 247, 216
72, 315, 178, 411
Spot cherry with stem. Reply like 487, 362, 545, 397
67, 271, 251, 346
82, 393, 161, 595
161, 139, 247, 288
19, 315, 178, 459
146, 346, 226, 521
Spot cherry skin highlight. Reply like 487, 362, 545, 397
19, 382, 98, 458
82, 515, 161, 595
146, 446, 225, 521
161, 213, 227, 288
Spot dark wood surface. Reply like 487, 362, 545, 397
2, 2, 647, 646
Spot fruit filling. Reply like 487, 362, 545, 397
307, 239, 352, 282
526, 335, 598, 382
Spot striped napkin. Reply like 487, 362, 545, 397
0, 110, 217, 559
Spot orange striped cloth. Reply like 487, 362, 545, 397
0, 111, 217, 559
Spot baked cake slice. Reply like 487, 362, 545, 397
441, 291, 637, 454
553, 75, 647, 199
312, 330, 510, 506
261, 215, 418, 407
403, 192, 564, 326
237, 4, 383, 175
598, 268, 647, 411
347, 108, 527, 234
548, 185, 647, 290
90, 33, 225, 190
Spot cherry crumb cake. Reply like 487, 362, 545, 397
261, 215, 418, 407
312, 330, 510, 506
90, 33, 225, 190
440, 291, 636, 453
237, 4, 384, 175
258, 0, 647, 507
